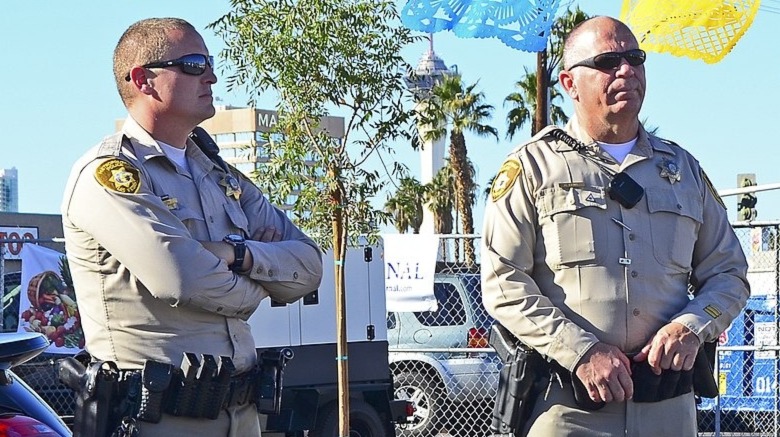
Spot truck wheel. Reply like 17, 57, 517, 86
394, 370, 444, 437
310, 399, 385, 437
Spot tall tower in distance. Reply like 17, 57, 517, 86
404, 36, 458, 234
0, 168, 19, 212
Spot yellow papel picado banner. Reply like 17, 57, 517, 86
620, 0, 761, 63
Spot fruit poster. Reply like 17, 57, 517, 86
18, 244, 84, 353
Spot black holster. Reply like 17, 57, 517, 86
488, 324, 544, 436
57, 355, 123, 437
254, 348, 294, 415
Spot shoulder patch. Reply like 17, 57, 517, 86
490, 158, 522, 202
94, 159, 141, 194
701, 169, 726, 210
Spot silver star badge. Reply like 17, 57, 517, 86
658, 158, 681, 184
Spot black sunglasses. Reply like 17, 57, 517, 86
569, 49, 646, 71
124, 53, 214, 81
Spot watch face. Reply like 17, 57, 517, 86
225, 234, 244, 243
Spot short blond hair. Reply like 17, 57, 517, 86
113, 18, 198, 106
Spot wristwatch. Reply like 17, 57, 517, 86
223, 234, 246, 272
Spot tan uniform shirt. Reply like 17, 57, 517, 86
482, 120, 749, 436
62, 117, 323, 374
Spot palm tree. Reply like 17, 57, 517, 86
421, 75, 498, 265
425, 164, 454, 235
505, 68, 569, 141
384, 177, 425, 233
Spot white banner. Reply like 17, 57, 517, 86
19, 244, 84, 354
383, 234, 439, 312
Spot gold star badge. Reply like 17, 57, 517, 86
219, 174, 242, 200
658, 157, 681, 184
490, 158, 522, 202
94, 159, 141, 194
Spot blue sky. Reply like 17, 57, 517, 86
2, 0, 779, 228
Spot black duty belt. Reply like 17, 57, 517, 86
117, 356, 258, 422
547, 359, 694, 409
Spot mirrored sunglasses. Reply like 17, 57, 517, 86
125, 54, 214, 81
569, 49, 646, 71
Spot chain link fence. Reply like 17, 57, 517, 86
698, 222, 780, 436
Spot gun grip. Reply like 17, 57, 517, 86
56, 356, 86, 392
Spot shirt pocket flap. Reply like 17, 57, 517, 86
539, 186, 607, 218
646, 188, 703, 223
223, 202, 250, 234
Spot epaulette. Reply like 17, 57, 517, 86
508, 125, 562, 154
658, 137, 681, 148
96, 132, 126, 157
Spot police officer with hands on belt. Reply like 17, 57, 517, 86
481, 15, 749, 437
61, 17, 322, 436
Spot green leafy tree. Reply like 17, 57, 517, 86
210, 1, 418, 433
420, 75, 497, 266
384, 177, 425, 233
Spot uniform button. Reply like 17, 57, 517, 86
631, 271, 638, 278
677, 204, 683, 210
293, 272, 299, 279
628, 234, 635, 241
217, 306, 223, 312
633, 308, 641, 316
257, 267, 263, 274
268, 269, 274, 277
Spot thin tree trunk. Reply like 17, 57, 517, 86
329, 167, 350, 437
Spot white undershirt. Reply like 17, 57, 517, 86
598, 138, 637, 164
158, 141, 191, 174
